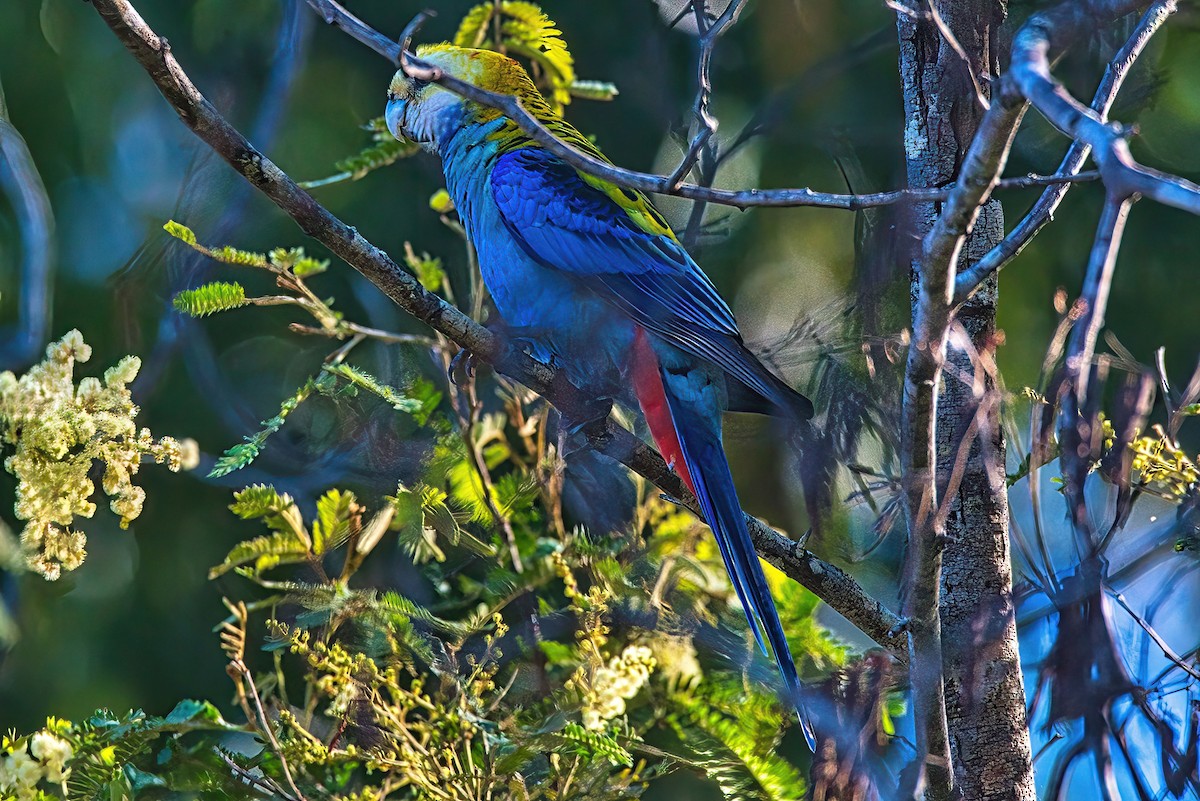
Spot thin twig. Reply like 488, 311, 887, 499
215, 748, 299, 801
1058, 194, 1134, 558
1011, 1, 1198, 213
888, 0, 990, 110
954, 0, 1179, 303
306, 0, 1091, 212
666, 0, 746, 189
1110, 591, 1200, 681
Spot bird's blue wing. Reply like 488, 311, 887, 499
489, 148, 810, 416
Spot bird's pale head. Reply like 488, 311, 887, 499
385, 45, 544, 151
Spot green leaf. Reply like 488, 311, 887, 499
209, 529, 309, 579
163, 699, 224, 725
569, 79, 619, 101
123, 764, 168, 793
301, 116, 422, 188
163, 220, 197, 246
323, 363, 422, 412
172, 282, 248, 317
404, 248, 446, 292
210, 374, 332, 478
228, 484, 285, 519
212, 485, 314, 578
559, 722, 633, 767
669, 688, 807, 801
312, 488, 356, 555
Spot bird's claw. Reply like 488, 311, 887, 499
562, 396, 614, 438
448, 348, 478, 385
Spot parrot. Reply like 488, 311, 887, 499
385, 45, 816, 746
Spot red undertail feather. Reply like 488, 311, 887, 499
630, 328, 694, 493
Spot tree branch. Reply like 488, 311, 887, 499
666, 0, 746, 190
1010, 0, 1199, 213
85, 0, 907, 658
305, 0, 1093, 213
953, 0, 1178, 303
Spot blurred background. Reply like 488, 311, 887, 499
0, 0, 1198, 763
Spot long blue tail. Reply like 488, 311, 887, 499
662, 380, 816, 750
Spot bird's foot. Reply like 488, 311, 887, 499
561, 395, 613, 438
448, 347, 479, 386
554, 396, 615, 458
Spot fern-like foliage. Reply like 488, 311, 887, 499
209, 372, 335, 478
211, 486, 358, 579
63, 702, 239, 801
669, 687, 808, 801
322, 362, 422, 413
172, 281, 248, 317
165, 220, 328, 277
558, 721, 634, 767
301, 116, 422, 189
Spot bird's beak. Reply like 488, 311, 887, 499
385, 98, 407, 141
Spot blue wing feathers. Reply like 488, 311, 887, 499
490, 149, 811, 418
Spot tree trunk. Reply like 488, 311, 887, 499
896, 3, 1036, 799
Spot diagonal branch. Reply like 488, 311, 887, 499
85, 0, 907, 658
306, 0, 1092, 212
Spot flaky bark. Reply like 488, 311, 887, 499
897, 3, 1035, 799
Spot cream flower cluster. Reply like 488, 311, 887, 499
581, 644, 656, 731
0, 729, 73, 798
0, 330, 199, 579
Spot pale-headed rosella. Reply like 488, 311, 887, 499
386, 45, 816, 747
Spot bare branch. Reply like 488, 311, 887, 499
306, 0, 1091, 212
306, 0, 400, 64
1059, 194, 1134, 558
667, 0, 747, 189
85, 0, 907, 659
954, 0, 1178, 302
1010, 0, 1199, 213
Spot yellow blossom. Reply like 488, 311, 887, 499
29, 730, 72, 783
0, 330, 199, 579
0, 746, 43, 798
582, 644, 656, 730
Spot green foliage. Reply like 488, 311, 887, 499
568, 79, 620, 102
301, 116, 422, 189
172, 280, 248, 317
670, 686, 808, 801
404, 246, 447, 293
209, 372, 335, 478
322, 363, 422, 413
558, 721, 634, 767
